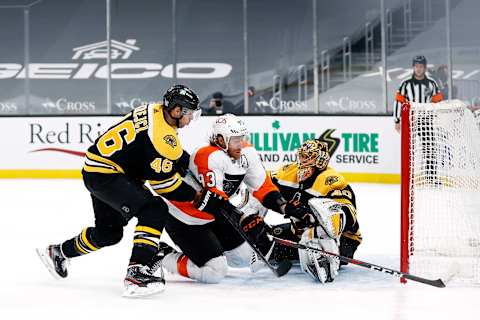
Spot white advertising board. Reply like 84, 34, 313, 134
0, 116, 400, 182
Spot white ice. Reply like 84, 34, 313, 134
0, 180, 478, 319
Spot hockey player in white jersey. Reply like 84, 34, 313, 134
151, 114, 310, 283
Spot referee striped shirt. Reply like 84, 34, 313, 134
393, 75, 443, 123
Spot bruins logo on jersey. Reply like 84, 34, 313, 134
325, 175, 339, 186
163, 135, 177, 148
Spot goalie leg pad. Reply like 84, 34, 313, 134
308, 198, 346, 238
299, 227, 340, 283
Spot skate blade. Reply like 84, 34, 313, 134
122, 282, 165, 298
36, 248, 62, 280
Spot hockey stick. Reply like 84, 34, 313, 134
185, 169, 292, 277
271, 236, 446, 288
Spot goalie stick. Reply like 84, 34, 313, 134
185, 169, 292, 277
271, 236, 446, 288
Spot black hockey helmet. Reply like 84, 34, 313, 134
163, 84, 200, 112
412, 55, 427, 66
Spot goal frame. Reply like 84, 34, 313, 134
400, 102, 411, 284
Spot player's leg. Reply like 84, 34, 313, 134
60, 195, 127, 260
162, 216, 228, 283
211, 214, 251, 268
81, 172, 169, 296
36, 194, 126, 280
269, 223, 301, 262
37, 172, 168, 285
339, 203, 362, 262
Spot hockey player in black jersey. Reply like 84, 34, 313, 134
36, 85, 203, 297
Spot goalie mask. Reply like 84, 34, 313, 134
297, 140, 330, 182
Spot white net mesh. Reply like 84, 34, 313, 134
407, 100, 480, 283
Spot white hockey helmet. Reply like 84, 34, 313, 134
211, 114, 248, 150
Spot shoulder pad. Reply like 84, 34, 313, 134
272, 162, 299, 186
148, 104, 182, 160
308, 167, 348, 196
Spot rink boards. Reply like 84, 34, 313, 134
0, 115, 400, 183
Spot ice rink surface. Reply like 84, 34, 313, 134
1, 179, 478, 319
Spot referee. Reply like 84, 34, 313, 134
394, 55, 444, 184
393, 55, 443, 133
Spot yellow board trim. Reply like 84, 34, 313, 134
135, 225, 161, 236
341, 172, 400, 184
0, 170, 401, 184
0, 170, 82, 179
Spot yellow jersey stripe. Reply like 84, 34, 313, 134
83, 165, 119, 175
149, 173, 180, 188
85, 151, 124, 173
151, 177, 182, 194
342, 231, 363, 243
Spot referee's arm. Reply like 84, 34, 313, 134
430, 79, 443, 102
394, 81, 408, 133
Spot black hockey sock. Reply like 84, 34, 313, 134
129, 225, 161, 265
61, 227, 100, 258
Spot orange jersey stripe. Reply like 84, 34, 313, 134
169, 200, 215, 221
253, 174, 279, 203
177, 254, 189, 277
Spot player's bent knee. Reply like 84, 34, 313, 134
136, 198, 168, 228
224, 242, 251, 268
199, 256, 228, 284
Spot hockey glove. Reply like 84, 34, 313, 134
284, 201, 316, 230
240, 214, 272, 255
193, 189, 227, 216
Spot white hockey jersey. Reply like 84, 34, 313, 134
166, 143, 277, 225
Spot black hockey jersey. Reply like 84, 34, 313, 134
271, 162, 362, 244
83, 103, 185, 194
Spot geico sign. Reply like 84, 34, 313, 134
0, 63, 232, 79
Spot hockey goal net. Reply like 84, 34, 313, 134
401, 100, 480, 284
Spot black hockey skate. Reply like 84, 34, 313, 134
148, 241, 176, 276
123, 264, 166, 298
36, 244, 69, 279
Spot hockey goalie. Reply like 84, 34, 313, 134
247, 139, 362, 283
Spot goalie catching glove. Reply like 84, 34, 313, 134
284, 200, 316, 232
